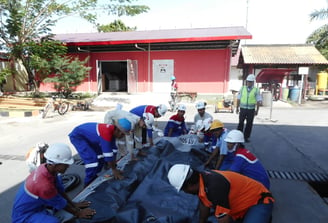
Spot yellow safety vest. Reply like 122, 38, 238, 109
240, 86, 258, 109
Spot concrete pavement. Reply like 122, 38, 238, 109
1, 93, 328, 222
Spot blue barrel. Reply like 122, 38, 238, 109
289, 87, 300, 102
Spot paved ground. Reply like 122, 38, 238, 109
1, 93, 328, 223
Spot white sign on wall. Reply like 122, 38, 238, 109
298, 67, 309, 75
152, 60, 174, 93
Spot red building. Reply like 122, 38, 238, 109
52, 27, 251, 95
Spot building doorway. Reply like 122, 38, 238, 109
98, 60, 137, 94
100, 61, 127, 92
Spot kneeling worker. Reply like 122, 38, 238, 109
12, 143, 96, 223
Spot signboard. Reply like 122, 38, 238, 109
298, 67, 309, 75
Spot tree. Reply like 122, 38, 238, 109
44, 56, 91, 98
307, 7, 328, 60
97, 19, 136, 32
0, 0, 149, 93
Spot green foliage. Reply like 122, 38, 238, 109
310, 8, 328, 21
0, 68, 10, 83
307, 24, 328, 59
307, 6, 328, 64
97, 19, 136, 32
104, 0, 149, 17
0, 0, 149, 92
44, 56, 91, 98
27, 39, 68, 82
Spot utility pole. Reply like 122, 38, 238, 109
244, 0, 249, 45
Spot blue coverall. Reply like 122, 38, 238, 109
69, 122, 118, 186
12, 164, 67, 223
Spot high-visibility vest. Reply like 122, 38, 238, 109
239, 86, 258, 109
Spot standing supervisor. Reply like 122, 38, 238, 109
236, 74, 262, 142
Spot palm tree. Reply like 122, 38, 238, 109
307, 6, 328, 59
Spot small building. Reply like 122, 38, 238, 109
52, 27, 251, 95
237, 44, 328, 100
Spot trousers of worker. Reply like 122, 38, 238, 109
69, 135, 106, 186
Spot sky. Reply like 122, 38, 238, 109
53, 0, 328, 44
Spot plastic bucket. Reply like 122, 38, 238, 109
289, 87, 300, 102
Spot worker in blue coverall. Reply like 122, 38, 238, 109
223, 129, 271, 189
164, 104, 188, 137
130, 104, 167, 146
69, 118, 132, 187
12, 143, 96, 223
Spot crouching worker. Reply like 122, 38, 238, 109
69, 118, 132, 187
164, 104, 188, 137
168, 164, 274, 223
12, 143, 96, 223
104, 107, 154, 160
130, 104, 167, 147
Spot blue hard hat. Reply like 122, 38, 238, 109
117, 118, 132, 134
171, 75, 176, 80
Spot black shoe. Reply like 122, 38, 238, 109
245, 138, 250, 143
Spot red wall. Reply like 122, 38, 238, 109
149, 49, 230, 93
40, 48, 231, 94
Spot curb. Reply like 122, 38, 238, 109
0, 109, 41, 118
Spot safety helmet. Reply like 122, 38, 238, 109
224, 130, 245, 143
195, 101, 206, 110
116, 118, 132, 134
36, 142, 49, 153
177, 104, 186, 111
44, 143, 74, 165
246, 74, 255, 82
143, 112, 154, 128
203, 118, 213, 131
209, 119, 224, 130
157, 104, 168, 116
171, 75, 176, 80
167, 164, 190, 191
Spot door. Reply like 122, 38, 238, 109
152, 59, 174, 93
97, 60, 102, 95
127, 60, 138, 93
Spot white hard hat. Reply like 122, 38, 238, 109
157, 104, 167, 116
195, 101, 206, 110
44, 143, 74, 165
224, 130, 245, 143
177, 104, 186, 111
203, 118, 213, 131
246, 74, 255, 82
167, 164, 190, 191
143, 112, 154, 128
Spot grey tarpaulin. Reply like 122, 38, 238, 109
76, 135, 213, 223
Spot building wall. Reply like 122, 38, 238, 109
40, 48, 232, 94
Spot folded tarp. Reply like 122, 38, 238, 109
76, 136, 213, 223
